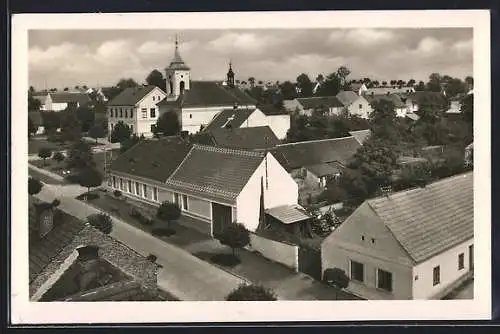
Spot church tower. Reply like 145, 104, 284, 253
165, 35, 191, 98
226, 61, 235, 88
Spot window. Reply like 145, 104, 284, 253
124, 110, 128, 118
361, 235, 365, 241
152, 96, 155, 101
358, 104, 363, 109
371, 238, 376, 244
151, 124, 156, 133
433, 266, 440, 286
119, 178, 124, 190
107, 176, 112, 186
182, 195, 188, 210
458, 253, 465, 270
174, 193, 180, 205
135, 182, 141, 196
143, 184, 148, 198
377, 269, 393, 292
153, 187, 158, 201
130, 109, 134, 118
350, 260, 364, 282
141, 108, 147, 118
130, 125, 134, 133
112, 176, 116, 188
127, 180, 132, 193
189, 114, 192, 119
120, 109, 123, 118
150, 108, 156, 118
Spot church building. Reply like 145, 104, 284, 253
157, 37, 258, 134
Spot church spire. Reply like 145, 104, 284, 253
227, 60, 235, 88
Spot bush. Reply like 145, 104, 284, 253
151, 227, 176, 237
86, 213, 113, 234
28, 177, 43, 195
65, 173, 81, 183
114, 190, 122, 197
156, 201, 181, 228
76, 192, 100, 200
225, 284, 277, 301
323, 267, 349, 297
51, 199, 61, 207
216, 223, 250, 257
146, 254, 157, 262
53, 151, 65, 162
210, 253, 241, 267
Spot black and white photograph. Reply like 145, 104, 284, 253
11, 10, 491, 323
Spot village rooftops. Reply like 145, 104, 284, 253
203, 108, 257, 132
364, 93, 406, 108
296, 96, 344, 110
107, 85, 160, 106
366, 172, 473, 263
49, 92, 91, 105
207, 126, 280, 150
165, 144, 266, 203
156, 81, 256, 108
272, 136, 361, 171
363, 86, 415, 95
257, 104, 290, 115
336, 91, 361, 106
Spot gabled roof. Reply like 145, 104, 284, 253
258, 104, 289, 115
272, 136, 361, 171
208, 126, 280, 150
107, 85, 161, 106
348, 129, 371, 145
296, 96, 344, 110
336, 91, 361, 106
306, 162, 343, 177
156, 81, 256, 108
364, 86, 415, 95
203, 108, 256, 132
165, 145, 265, 203
109, 137, 192, 182
266, 204, 311, 224
366, 172, 473, 263
404, 91, 448, 107
49, 92, 91, 105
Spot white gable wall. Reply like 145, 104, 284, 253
346, 96, 373, 119
266, 114, 291, 140
135, 87, 167, 137
240, 109, 267, 128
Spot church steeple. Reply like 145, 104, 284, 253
165, 34, 191, 97
227, 60, 235, 88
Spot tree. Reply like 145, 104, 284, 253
28, 177, 43, 195
120, 134, 141, 153
63, 87, 69, 91
415, 80, 426, 91
154, 111, 180, 136
426, 73, 442, 92
315, 72, 341, 97
66, 140, 95, 170
389, 80, 397, 86
78, 168, 103, 195
248, 77, 255, 88
38, 147, 52, 165
296, 73, 313, 97
41, 111, 62, 134
279, 81, 297, 100
75, 106, 95, 132
323, 268, 349, 299
86, 213, 113, 234
60, 112, 83, 142
407, 79, 416, 87
226, 284, 277, 301
29, 86, 35, 94
116, 78, 138, 90
146, 69, 166, 91
369, 99, 398, 142
28, 117, 37, 137
381, 81, 387, 86
216, 223, 250, 258
156, 201, 181, 229
110, 121, 132, 143
28, 94, 41, 112
465, 76, 474, 91
445, 78, 466, 98
336, 66, 351, 88
53, 151, 65, 162
88, 123, 106, 143
461, 93, 473, 124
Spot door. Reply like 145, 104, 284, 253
469, 245, 474, 270
298, 245, 322, 280
211, 203, 233, 237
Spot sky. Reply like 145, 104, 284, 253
28, 28, 473, 90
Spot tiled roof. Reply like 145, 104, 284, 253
109, 137, 192, 183
336, 91, 360, 106
49, 92, 91, 105
107, 85, 159, 106
404, 91, 448, 107
296, 96, 344, 109
208, 126, 280, 150
258, 104, 289, 115
156, 81, 256, 108
266, 204, 311, 224
166, 144, 265, 203
29, 199, 86, 283
63, 280, 162, 301
367, 172, 473, 263
306, 162, 342, 177
202, 108, 256, 132
272, 136, 361, 171
348, 129, 371, 145
364, 86, 415, 95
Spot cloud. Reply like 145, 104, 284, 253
207, 32, 277, 54
416, 36, 444, 54
452, 39, 473, 54
328, 29, 397, 46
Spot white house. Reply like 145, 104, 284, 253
107, 138, 299, 236
363, 86, 415, 96
336, 91, 373, 119
156, 39, 256, 135
294, 96, 345, 117
107, 85, 167, 138
321, 172, 473, 300
41, 92, 91, 112
364, 93, 408, 118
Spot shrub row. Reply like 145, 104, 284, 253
129, 207, 154, 226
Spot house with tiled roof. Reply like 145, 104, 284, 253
204, 126, 280, 151
156, 38, 257, 135
271, 136, 361, 193
42, 92, 91, 112
107, 139, 299, 235
362, 86, 416, 96
336, 91, 373, 119
400, 91, 448, 114
29, 196, 166, 301
293, 96, 345, 117
321, 172, 473, 300
106, 85, 167, 138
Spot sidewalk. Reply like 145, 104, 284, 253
34, 184, 246, 301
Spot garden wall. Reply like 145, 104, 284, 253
248, 233, 299, 271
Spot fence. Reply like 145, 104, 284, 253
248, 233, 299, 271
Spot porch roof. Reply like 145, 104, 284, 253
266, 204, 311, 224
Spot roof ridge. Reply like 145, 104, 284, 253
165, 144, 195, 182
277, 136, 356, 147
192, 144, 265, 158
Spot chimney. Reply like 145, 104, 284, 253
76, 245, 100, 291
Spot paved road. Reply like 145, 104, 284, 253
34, 183, 245, 301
